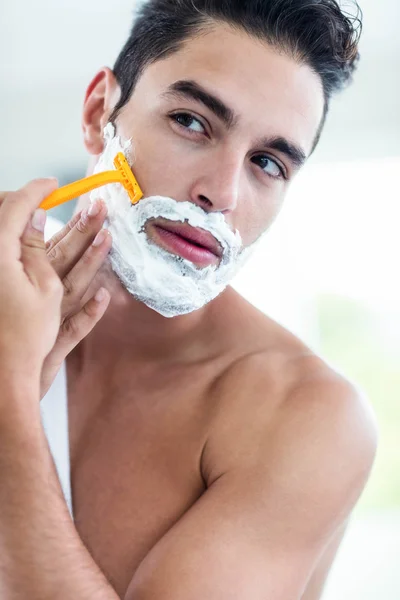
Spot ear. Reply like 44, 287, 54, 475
82, 67, 121, 155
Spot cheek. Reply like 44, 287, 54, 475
234, 188, 286, 247
120, 117, 202, 199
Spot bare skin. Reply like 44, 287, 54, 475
0, 23, 378, 600
66, 288, 358, 599
0, 189, 358, 599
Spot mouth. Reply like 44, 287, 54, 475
146, 220, 223, 268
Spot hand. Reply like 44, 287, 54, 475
0, 187, 113, 399
41, 198, 112, 397
0, 180, 64, 386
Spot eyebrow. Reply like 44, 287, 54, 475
163, 79, 308, 170
258, 136, 307, 170
162, 79, 238, 129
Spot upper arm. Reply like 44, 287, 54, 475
125, 375, 378, 600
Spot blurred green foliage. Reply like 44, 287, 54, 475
316, 294, 400, 512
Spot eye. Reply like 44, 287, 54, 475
251, 155, 285, 180
170, 112, 207, 135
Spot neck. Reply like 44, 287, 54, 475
73, 256, 233, 374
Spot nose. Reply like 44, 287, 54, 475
188, 150, 243, 214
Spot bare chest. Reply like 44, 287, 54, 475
67, 364, 217, 597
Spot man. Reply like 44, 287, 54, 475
0, 1, 378, 599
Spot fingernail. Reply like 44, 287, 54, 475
95, 288, 107, 303
92, 229, 108, 247
31, 209, 47, 232
88, 200, 101, 217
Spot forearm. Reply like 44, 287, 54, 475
0, 388, 119, 600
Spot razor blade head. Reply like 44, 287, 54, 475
113, 152, 144, 205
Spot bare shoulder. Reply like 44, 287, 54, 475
203, 305, 379, 493
126, 308, 379, 600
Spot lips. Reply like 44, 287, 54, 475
155, 222, 223, 258
147, 220, 223, 268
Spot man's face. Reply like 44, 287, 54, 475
111, 24, 324, 249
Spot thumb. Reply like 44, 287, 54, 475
21, 208, 55, 288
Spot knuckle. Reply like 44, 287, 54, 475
80, 247, 98, 270
61, 317, 80, 340
84, 301, 97, 319
5, 189, 25, 203
45, 238, 55, 252
62, 274, 75, 297
69, 211, 82, 230
45, 215, 79, 252
20, 181, 39, 197
26, 178, 57, 190
25, 238, 46, 251
47, 243, 66, 264
62, 314, 87, 342
43, 273, 63, 295
75, 216, 92, 235
46, 233, 63, 253
63, 215, 80, 239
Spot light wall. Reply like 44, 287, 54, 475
1, 0, 399, 188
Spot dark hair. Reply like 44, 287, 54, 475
110, 0, 362, 146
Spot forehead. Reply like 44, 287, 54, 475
136, 23, 325, 155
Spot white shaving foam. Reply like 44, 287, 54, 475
90, 123, 255, 318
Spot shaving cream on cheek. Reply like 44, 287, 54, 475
90, 124, 254, 318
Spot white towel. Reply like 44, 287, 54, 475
40, 362, 74, 519
40, 216, 74, 519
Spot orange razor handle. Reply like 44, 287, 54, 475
40, 153, 143, 211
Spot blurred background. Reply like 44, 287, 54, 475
1, 0, 399, 597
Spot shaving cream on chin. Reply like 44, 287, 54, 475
90, 124, 254, 318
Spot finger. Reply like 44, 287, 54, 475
40, 358, 64, 400
40, 288, 110, 399
61, 228, 112, 315
40, 358, 64, 401
47, 199, 108, 279
21, 208, 62, 292
0, 179, 58, 250
0, 191, 10, 204
59, 287, 110, 352
45, 210, 82, 252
